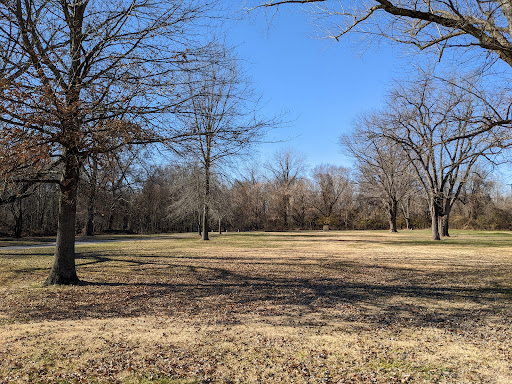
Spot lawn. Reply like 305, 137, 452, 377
0, 230, 511, 383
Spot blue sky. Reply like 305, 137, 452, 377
226, 8, 413, 171
216, 5, 512, 187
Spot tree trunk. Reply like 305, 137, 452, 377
388, 200, 398, 233
85, 156, 98, 236
45, 150, 80, 285
14, 210, 23, 238
202, 164, 210, 241
218, 217, 222, 234
431, 202, 441, 241
107, 211, 114, 232
202, 202, 209, 240
441, 209, 451, 237
11, 198, 23, 238
400, 197, 412, 230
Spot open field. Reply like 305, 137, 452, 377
0, 230, 511, 383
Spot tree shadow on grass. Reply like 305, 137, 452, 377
4, 251, 510, 332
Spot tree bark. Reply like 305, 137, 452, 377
202, 202, 209, 240
14, 210, 23, 238
45, 149, 80, 285
388, 200, 398, 233
11, 199, 23, 238
431, 202, 441, 241
441, 209, 451, 237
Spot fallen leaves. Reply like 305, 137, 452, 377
0, 231, 511, 383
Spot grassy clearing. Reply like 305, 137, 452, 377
0, 230, 511, 383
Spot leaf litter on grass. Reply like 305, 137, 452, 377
0, 230, 511, 383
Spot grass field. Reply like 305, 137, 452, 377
0, 230, 511, 383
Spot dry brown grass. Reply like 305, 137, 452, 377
0, 230, 511, 383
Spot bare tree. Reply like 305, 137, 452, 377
232, 167, 269, 230
167, 162, 209, 234
342, 117, 416, 232
456, 167, 494, 222
176, 52, 270, 240
311, 164, 351, 229
210, 179, 234, 234
381, 73, 507, 239
265, 149, 307, 229
0, 0, 216, 284
290, 178, 316, 229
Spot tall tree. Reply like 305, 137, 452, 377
381, 73, 507, 239
342, 118, 416, 232
167, 162, 205, 234
311, 164, 351, 229
265, 149, 306, 229
232, 167, 269, 230
290, 178, 315, 229
176, 51, 270, 240
0, 0, 215, 284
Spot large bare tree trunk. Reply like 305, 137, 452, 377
441, 210, 451, 237
45, 150, 80, 285
431, 203, 441, 241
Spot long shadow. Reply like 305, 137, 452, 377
76, 253, 159, 267
5, 257, 510, 331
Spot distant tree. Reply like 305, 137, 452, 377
137, 168, 173, 233
0, 0, 216, 284
457, 168, 495, 222
167, 162, 205, 234
266, 149, 307, 229
176, 51, 270, 240
381, 73, 507, 239
398, 183, 424, 231
83, 155, 99, 237
210, 180, 235, 234
232, 167, 269, 230
290, 178, 316, 229
311, 164, 351, 229
342, 118, 416, 232
80, 146, 142, 235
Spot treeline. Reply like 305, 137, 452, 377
1, 149, 511, 237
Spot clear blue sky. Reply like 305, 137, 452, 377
225, 8, 413, 171
217, 5, 512, 186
